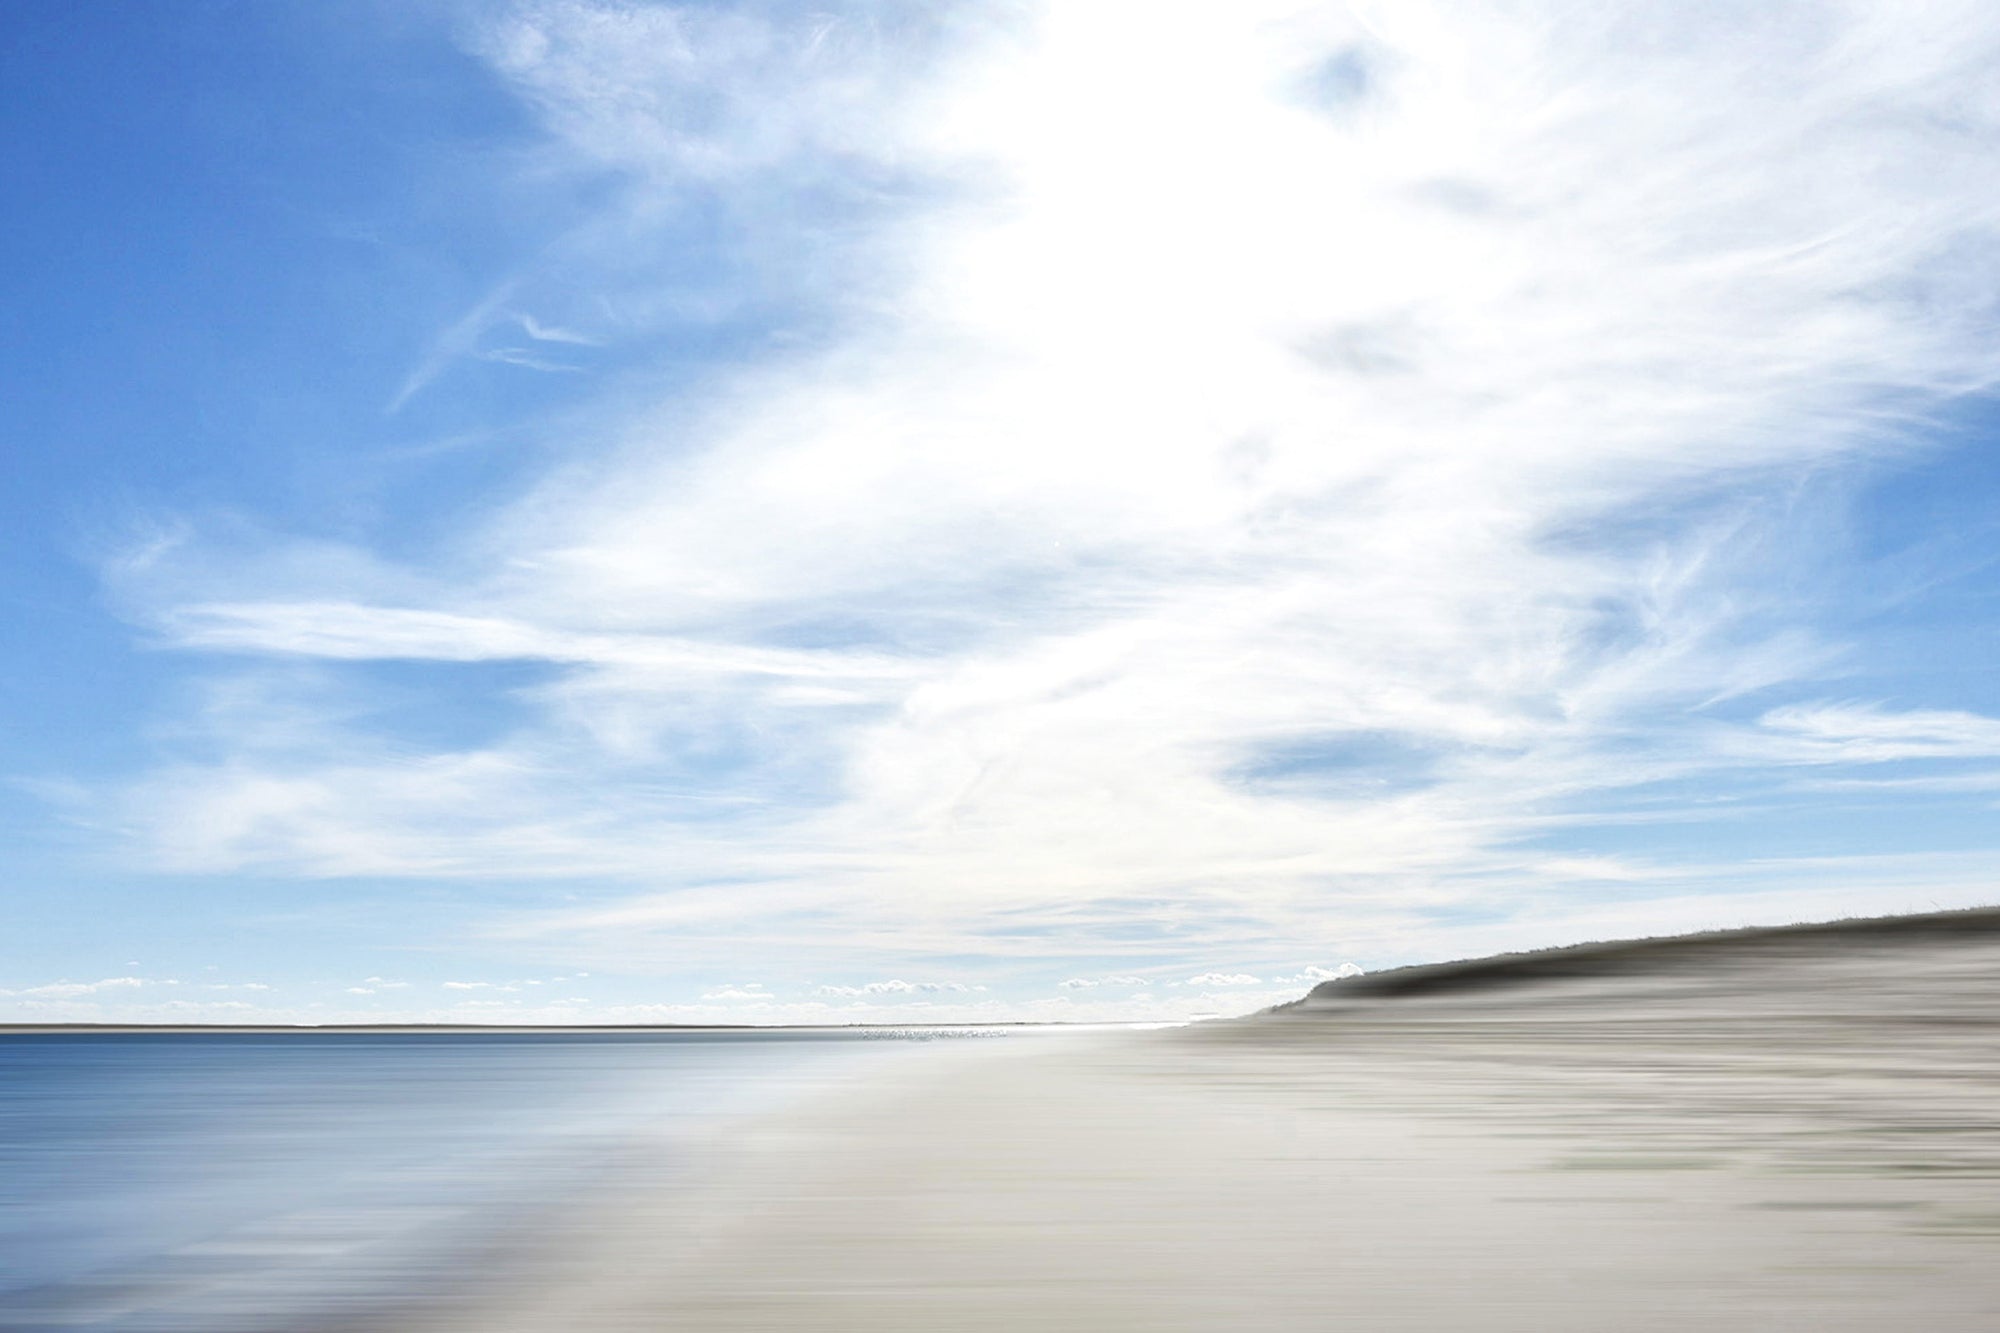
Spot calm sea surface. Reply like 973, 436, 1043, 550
0, 1030, 963, 1331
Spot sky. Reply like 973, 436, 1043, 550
7, 0, 2000, 1025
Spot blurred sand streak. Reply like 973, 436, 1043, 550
394, 909, 2000, 1330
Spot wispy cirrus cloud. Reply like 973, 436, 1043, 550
88, 0, 2000, 1005
518, 314, 599, 346
1754, 702, 2000, 764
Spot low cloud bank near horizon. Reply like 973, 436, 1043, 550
61, 0, 2000, 1017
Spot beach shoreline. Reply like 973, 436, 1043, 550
370, 910, 2000, 1331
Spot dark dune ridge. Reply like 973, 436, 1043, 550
1282, 902, 2000, 1007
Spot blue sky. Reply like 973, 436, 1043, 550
8, 0, 2000, 1024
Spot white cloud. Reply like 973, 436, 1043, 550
92, 1, 2000, 993
1059, 975, 1147, 990
387, 283, 520, 413
700, 986, 768, 1001
1279, 964, 1364, 985
519, 313, 599, 346
1, 976, 148, 999
1755, 703, 2000, 765
477, 347, 580, 374
817, 979, 985, 997
1186, 973, 1263, 987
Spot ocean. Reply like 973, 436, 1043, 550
0, 1029, 970, 1331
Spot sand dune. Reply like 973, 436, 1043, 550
1291, 903, 2000, 1007
390, 908, 2000, 1330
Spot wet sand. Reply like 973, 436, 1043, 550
391, 908, 2000, 1330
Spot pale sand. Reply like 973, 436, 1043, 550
390, 910, 2000, 1330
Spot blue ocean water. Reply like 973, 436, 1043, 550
0, 1030, 957, 1331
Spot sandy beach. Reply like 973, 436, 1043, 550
20, 6, 2000, 1329
368, 908, 2000, 1331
